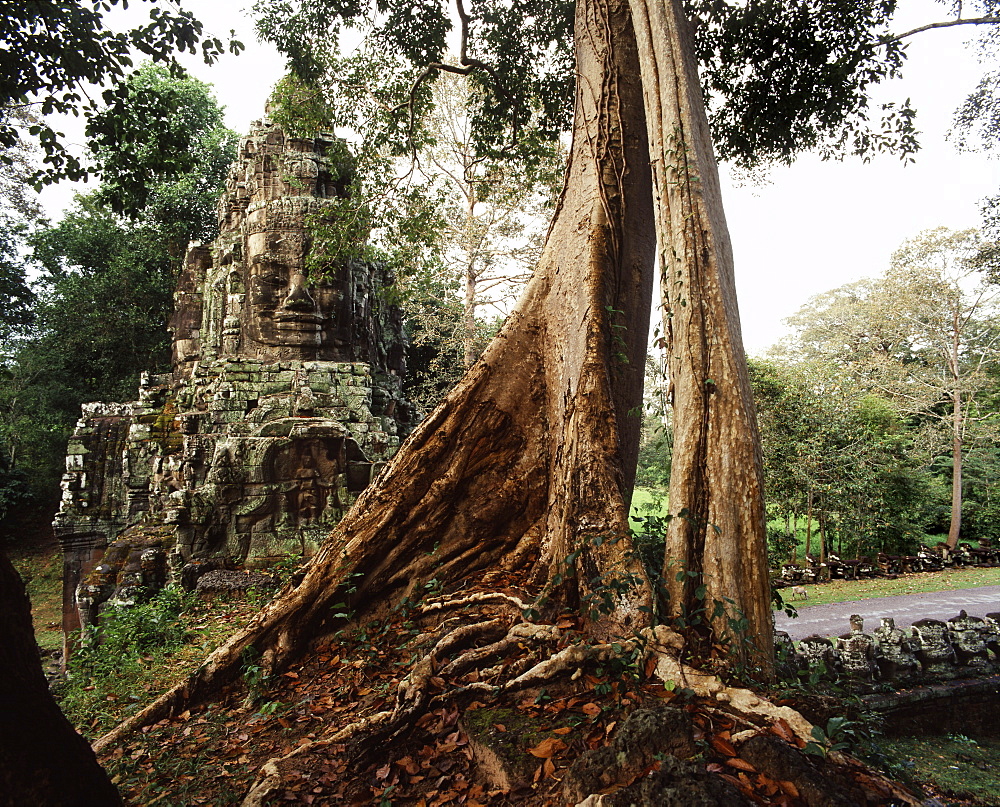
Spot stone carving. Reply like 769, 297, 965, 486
796, 636, 840, 680
835, 614, 877, 682
909, 619, 958, 677
54, 116, 411, 647
984, 613, 1000, 658
947, 610, 993, 671
785, 611, 1000, 688
776, 541, 999, 587
872, 617, 919, 683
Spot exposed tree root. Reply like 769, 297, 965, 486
235, 617, 619, 801
224, 612, 920, 806
439, 622, 559, 679
422, 591, 532, 614
504, 632, 634, 693
95, 0, 659, 758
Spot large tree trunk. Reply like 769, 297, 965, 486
97, 0, 657, 748
0, 552, 122, 806
627, 0, 771, 667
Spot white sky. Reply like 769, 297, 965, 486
38, 0, 998, 356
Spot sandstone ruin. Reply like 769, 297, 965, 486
54, 116, 411, 644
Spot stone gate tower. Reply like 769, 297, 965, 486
53, 116, 411, 642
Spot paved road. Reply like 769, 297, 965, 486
774, 585, 1000, 640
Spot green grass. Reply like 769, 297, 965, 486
880, 734, 1000, 806
57, 589, 261, 737
629, 486, 668, 532
779, 566, 1000, 609
9, 544, 64, 651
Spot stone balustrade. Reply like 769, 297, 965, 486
776, 610, 1000, 687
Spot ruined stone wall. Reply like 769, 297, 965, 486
778, 610, 1000, 689
54, 116, 413, 647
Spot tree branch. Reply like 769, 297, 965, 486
884, 15, 1000, 44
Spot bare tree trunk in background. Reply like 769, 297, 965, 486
462, 192, 479, 368
819, 508, 827, 565
806, 491, 813, 558
947, 310, 964, 549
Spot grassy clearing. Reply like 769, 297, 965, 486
780, 566, 1000, 609
57, 589, 262, 737
629, 486, 668, 531
880, 734, 1000, 806
8, 541, 65, 652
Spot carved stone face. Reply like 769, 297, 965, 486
242, 226, 337, 357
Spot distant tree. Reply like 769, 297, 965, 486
0, 217, 35, 345
0, 105, 41, 343
634, 353, 672, 489
398, 268, 467, 413
28, 196, 176, 403
0, 0, 240, 185
750, 358, 937, 560
784, 228, 1000, 548
417, 71, 564, 367
86, 63, 238, 247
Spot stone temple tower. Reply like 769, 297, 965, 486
53, 116, 411, 643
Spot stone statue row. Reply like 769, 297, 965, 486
776, 611, 1000, 686
778, 542, 999, 585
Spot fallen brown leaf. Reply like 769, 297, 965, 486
770, 718, 796, 744
778, 779, 800, 798
527, 738, 568, 759
710, 735, 737, 757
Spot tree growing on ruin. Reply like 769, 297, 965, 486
93, 5, 1000, 756
12, 1, 960, 802
91, 3, 966, 758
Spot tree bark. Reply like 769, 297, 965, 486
947, 389, 963, 549
947, 308, 964, 549
97, 0, 657, 747
0, 552, 122, 806
627, 0, 771, 667
463, 194, 479, 368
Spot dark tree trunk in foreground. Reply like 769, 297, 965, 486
98, 0, 659, 749
0, 553, 122, 807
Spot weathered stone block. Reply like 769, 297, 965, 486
54, 114, 413, 651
